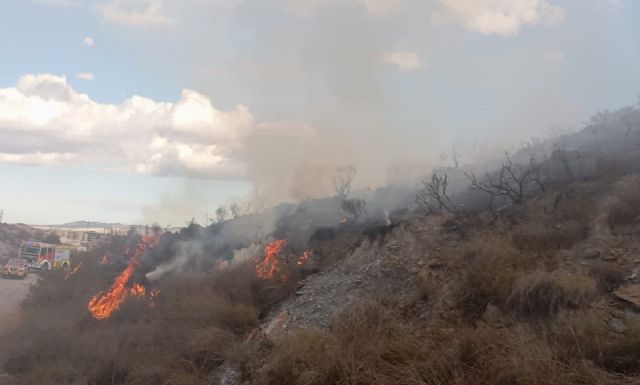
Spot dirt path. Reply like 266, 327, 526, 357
0, 274, 36, 329
0, 274, 37, 384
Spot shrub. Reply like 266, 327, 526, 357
257, 302, 618, 385
607, 179, 640, 232
589, 262, 625, 293
506, 272, 597, 319
458, 235, 529, 320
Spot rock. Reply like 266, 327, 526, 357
428, 258, 444, 268
481, 304, 506, 328
265, 311, 289, 341
213, 363, 242, 385
614, 285, 640, 309
610, 318, 627, 333
583, 248, 601, 259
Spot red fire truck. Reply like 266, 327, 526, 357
19, 241, 71, 270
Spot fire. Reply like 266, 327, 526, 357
64, 261, 83, 280
149, 288, 160, 308
87, 234, 160, 320
256, 239, 287, 280
215, 259, 229, 271
297, 251, 311, 266
255, 240, 311, 281
99, 255, 109, 265
340, 218, 348, 224
129, 283, 146, 297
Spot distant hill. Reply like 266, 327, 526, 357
53, 221, 124, 229
0, 223, 43, 261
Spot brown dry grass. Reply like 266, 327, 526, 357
457, 234, 530, 320
257, 300, 620, 385
506, 271, 597, 319
608, 179, 640, 233
589, 262, 625, 293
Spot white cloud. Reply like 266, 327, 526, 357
83, 36, 95, 46
0, 74, 314, 179
98, 0, 175, 27
382, 51, 421, 71
280, 0, 402, 16
76, 72, 95, 81
434, 0, 564, 37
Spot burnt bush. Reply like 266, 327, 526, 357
608, 179, 640, 232
506, 272, 596, 319
589, 262, 625, 293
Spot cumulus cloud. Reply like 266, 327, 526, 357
434, 0, 564, 37
98, 0, 175, 27
83, 36, 95, 46
279, 0, 402, 16
0, 74, 314, 183
76, 72, 95, 81
382, 51, 421, 71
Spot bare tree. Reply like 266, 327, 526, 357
341, 198, 366, 222
465, 153, 544, 205
551, 145, 580, 182
529, 155, 547, 193
416, 173, 457, 215
215, 206, 228, 223
332, 166, 357, 199
229, 201, 251, 219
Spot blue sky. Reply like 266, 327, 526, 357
0, 0, 638, 225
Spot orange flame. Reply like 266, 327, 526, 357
297, 251, 311, 266
149, 288, 160, 308
87, 234, 159, 320
129, 283, 146, 297
256, 239, 287, 280
64, 261, 83, 280
215, 259, 230, 271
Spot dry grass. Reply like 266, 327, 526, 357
512, 191, 593, 251
257, 300, 619, 385
589, 262, 625, 293
0, 264, 265, 385
457, 234, 530, 320
608, 179, 640, 233
506, 271, 596, 319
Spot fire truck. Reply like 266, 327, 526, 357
18, 241, 71, 270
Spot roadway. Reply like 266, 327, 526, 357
0, 273, 37, 332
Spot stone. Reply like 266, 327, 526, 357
610, 318, 627, 333
428, 258, 444, 268
614, 285, 640, 309
583, 248, 601, 259
481, 304, 506, 328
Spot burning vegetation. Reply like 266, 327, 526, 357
3, 104, 640, 385
87, 233, 160, 320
